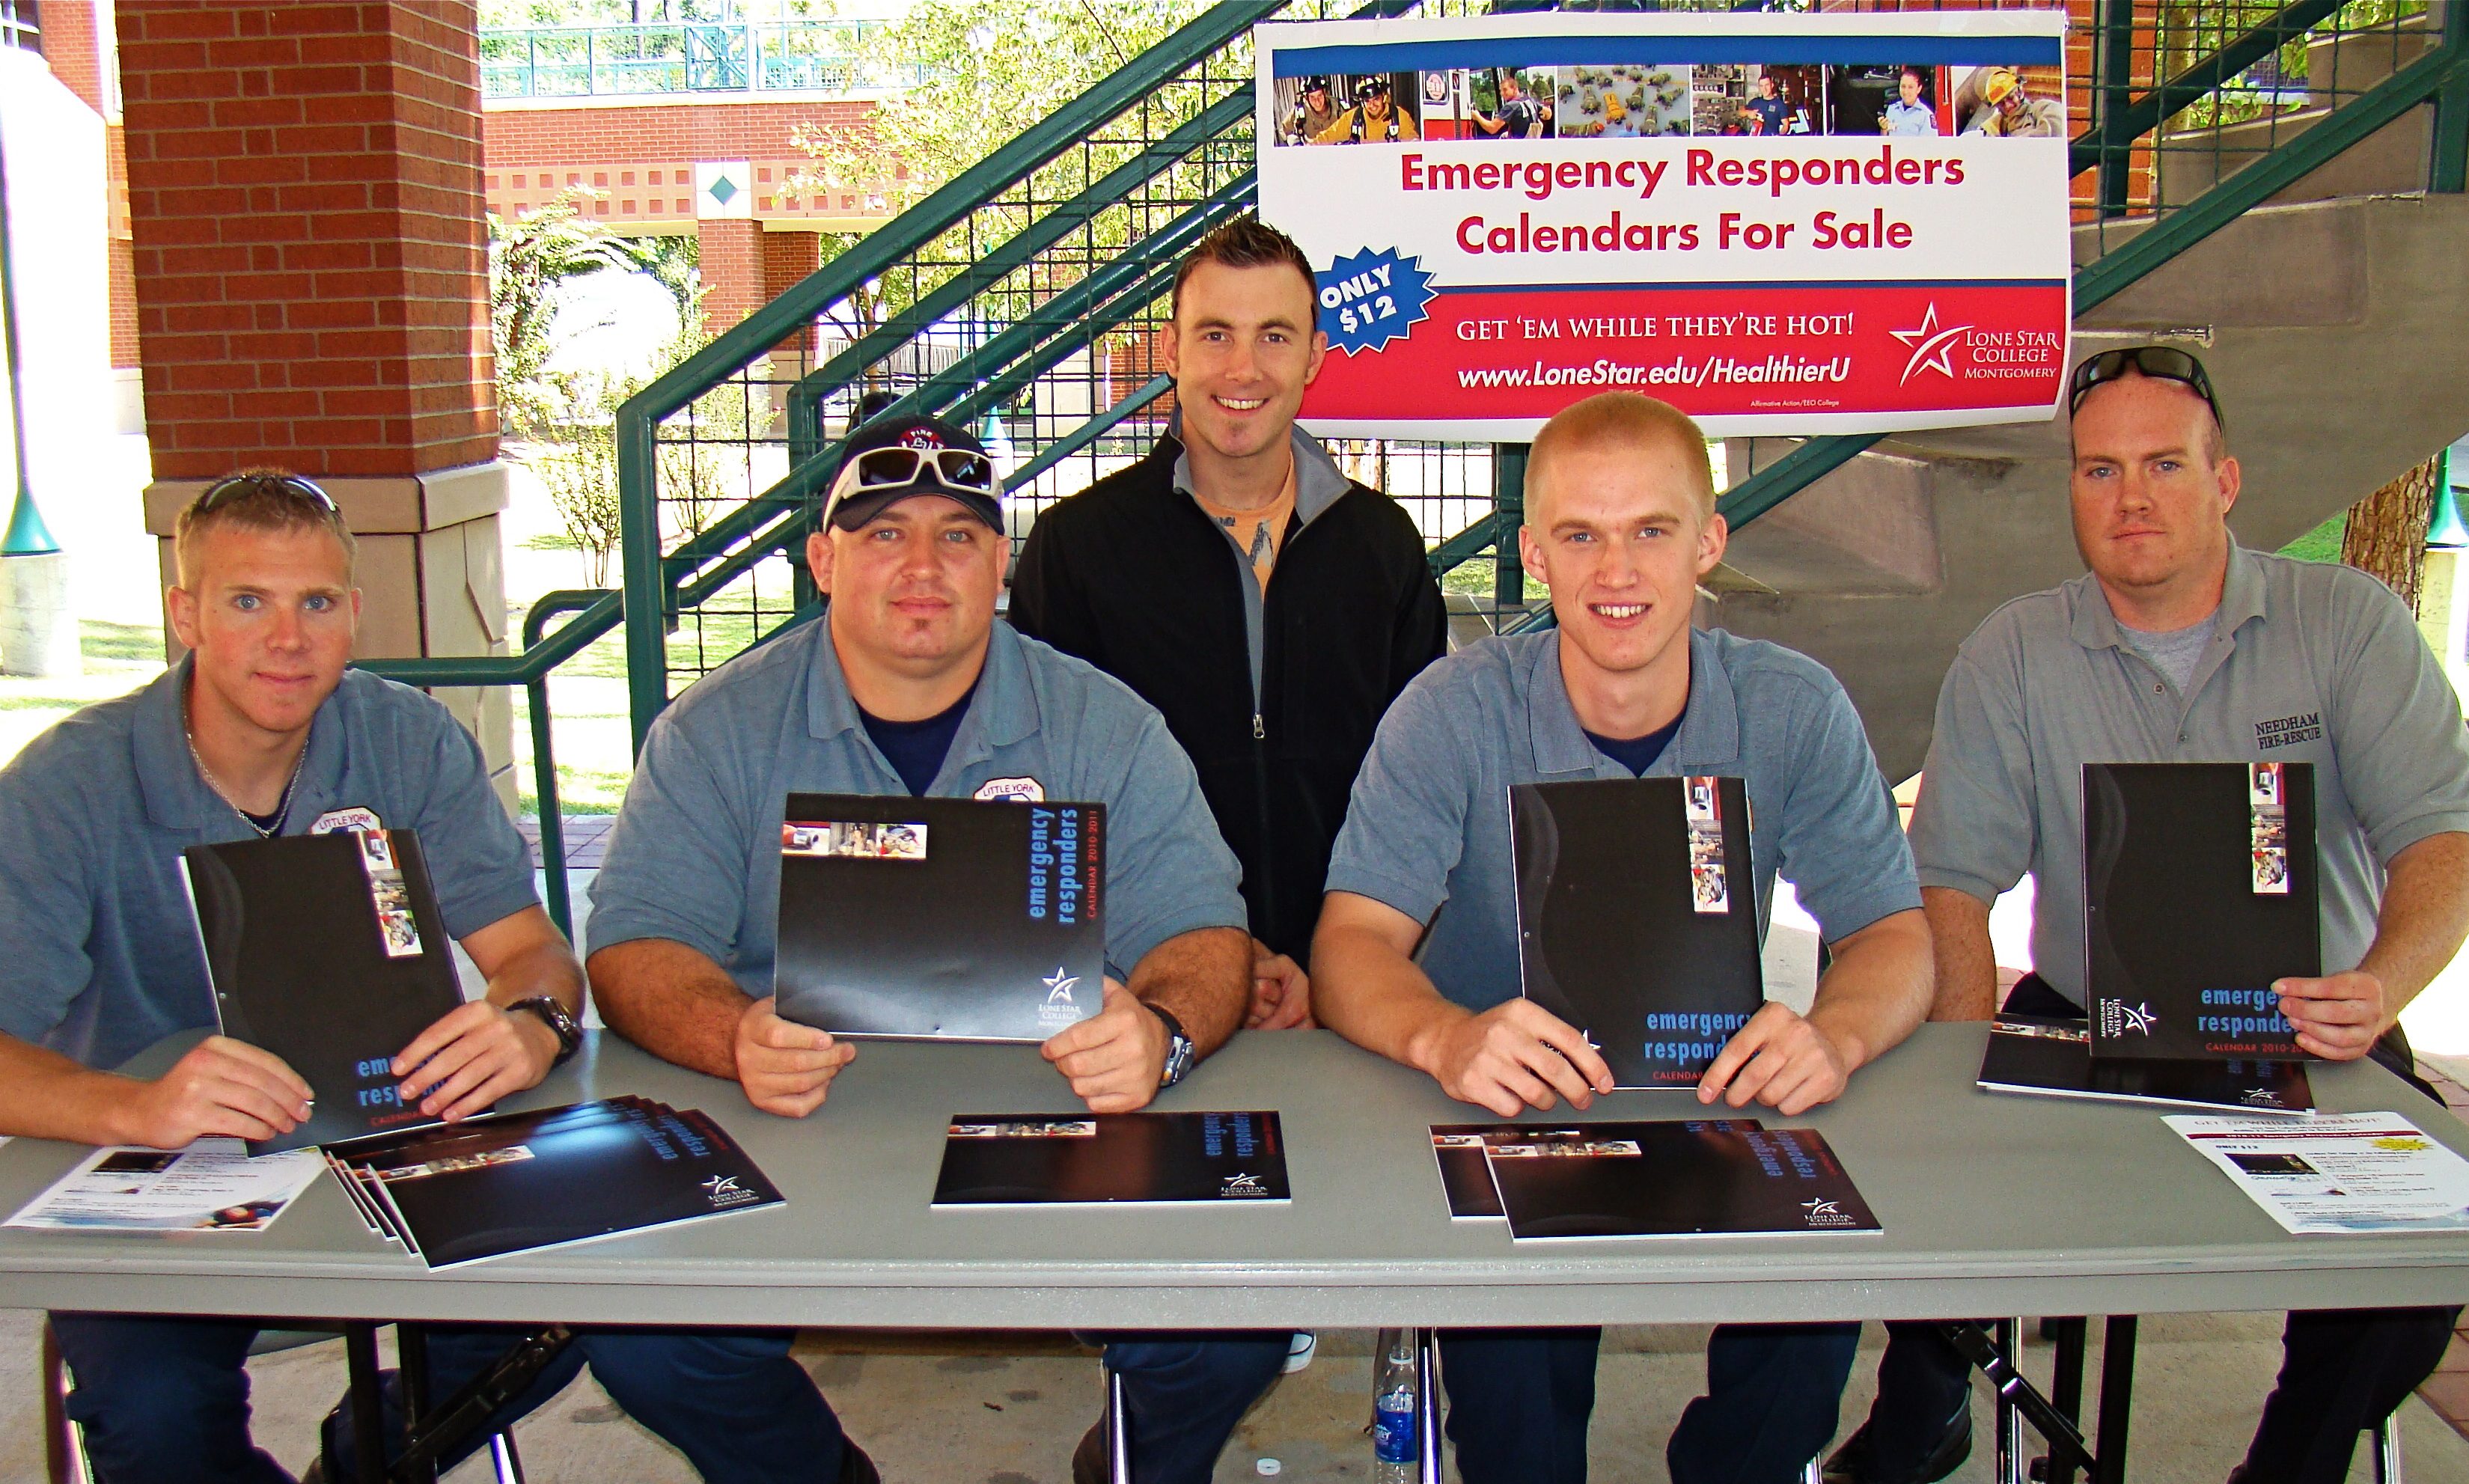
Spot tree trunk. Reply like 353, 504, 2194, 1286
2340, 455, 2441, 615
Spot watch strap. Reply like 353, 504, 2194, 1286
1145, 1001, 1194, 1088
507, 995, 582, 1067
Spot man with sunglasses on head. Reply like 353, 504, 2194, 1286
1828, 348, 2469, 1484
588, 415, 1288, 1484
0, 473, 843, 1483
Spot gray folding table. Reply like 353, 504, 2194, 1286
4, 1025, 2465, 1481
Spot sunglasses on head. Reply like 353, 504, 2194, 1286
2068, 346, 2226, 429
195, 472, 339, 516
827, 445, 998, 508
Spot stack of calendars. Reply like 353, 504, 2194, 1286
1977, 762, 2321, 1114
1429, 1120, 1879, 1240
326, 1097, 782, 1268
180, 831, 784, 1263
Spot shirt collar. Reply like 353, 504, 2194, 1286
2067, 543, 2265, 650
138, 656, 350, 834
1525, 627, 1739, 775
1165, 419, 1351, 528
803, 617, 1042, 755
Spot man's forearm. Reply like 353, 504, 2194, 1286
2358, 832, 2469, 1017
1920, 885, 2000, 1021
1310, 922, 1469, 1075
587, 939, 755, 1081
1130, 926, 1251, 1057
482, 941, 587, 1016
0, 1034, 141, 1145
1804, 908, 1934, 1069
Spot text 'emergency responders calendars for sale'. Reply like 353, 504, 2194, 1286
1256, 9, 2071, 439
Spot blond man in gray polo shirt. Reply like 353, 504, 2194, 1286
1831, 349, 2469, 1484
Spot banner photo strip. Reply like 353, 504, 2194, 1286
1257, 10, 2072, 440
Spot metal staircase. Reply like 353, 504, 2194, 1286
361, 0, 2469, 930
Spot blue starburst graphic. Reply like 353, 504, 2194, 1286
1316, 248, 1436, 356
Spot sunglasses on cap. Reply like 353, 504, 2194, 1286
823, 445, 999, 519
194, 471, 340, 516
2068, 346, 2226, 429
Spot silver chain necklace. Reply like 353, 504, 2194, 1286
183, 694, 308, 840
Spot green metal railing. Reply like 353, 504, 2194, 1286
364, 0, 2469, 912
479, 19, 927, 99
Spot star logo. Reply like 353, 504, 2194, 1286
2242, 1090, 2286, 1107
1801, 1198, 1843, 1218
1887, 302, 1971, 384
1223, 1172, 1265, 1191
1043, 968, 1079, 1006
2119, 1002, 2159, 1035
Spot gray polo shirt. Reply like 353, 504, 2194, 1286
587, 617, 1247, 991
1909, 546, 2469, 1005
1325, 627, 1920, 1011
0, 662, 540, 1072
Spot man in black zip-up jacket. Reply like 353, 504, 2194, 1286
1012, 218, 1446, 1033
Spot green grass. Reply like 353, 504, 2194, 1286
1438, 558, 1547, 604
2281, 513, 2346, 563
80, 620, 167, 664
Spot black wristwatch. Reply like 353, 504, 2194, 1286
1147, 1002, 1195, 1089
508, 996, 583, 1068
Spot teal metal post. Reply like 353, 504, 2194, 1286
2096, 0, 2138, 218
0, 132, 58, 558
2434, 0, 2469, 194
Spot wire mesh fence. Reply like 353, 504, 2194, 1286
634, 0, 2456, 703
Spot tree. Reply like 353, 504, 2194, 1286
489, 189, 656, 441
2341, 455, 2441, 614
787, 1, 1222, 350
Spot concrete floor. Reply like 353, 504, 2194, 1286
5, 1313, 2468, 1483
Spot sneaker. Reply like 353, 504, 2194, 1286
1822, 1411, 1971, 1484
1284, 1331, 1318, 1375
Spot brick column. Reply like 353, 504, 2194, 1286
696, 217, 765, 339
117, 1, 516, 807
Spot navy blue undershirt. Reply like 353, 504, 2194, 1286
1587, 712, 1683, 776
859, 682, 979, 797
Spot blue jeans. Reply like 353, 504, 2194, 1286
51, 1314, 847, 1484
1438, 1322, 1862, 1484
1076, 1330, 1292, 1484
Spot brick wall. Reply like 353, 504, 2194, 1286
697, 217, 764, 339
762, 228, 820, 353
480, 98, 896, 228
117, 1, 494, 478
36, 0, 109, 116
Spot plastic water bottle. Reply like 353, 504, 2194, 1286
1372, 1327, 1419, 1483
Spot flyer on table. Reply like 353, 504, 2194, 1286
2167, 1114, 2469, 1236
1256, 10, 2072, 439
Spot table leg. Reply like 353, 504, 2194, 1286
2048, 1317, 2090, 1484
1107, 1366, 1131, 1484
344, 1322, 386, 1484
1416, 1327, 1441, 1484
2092, 1316, 2137, 1484
1994, 1319, 2024, 1484
398, 1324, 433, 1484
1942, 1322, 2096, 1480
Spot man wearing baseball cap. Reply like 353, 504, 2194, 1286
588, 415, 1289, 1484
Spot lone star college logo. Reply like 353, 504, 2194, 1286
2118, 1002, 2158, 1034
1888, 302, 1970, 384
2241, 1090, 2286, 1108
1043, 968, 1079, 1006
1221, 1172, 1270, 1197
